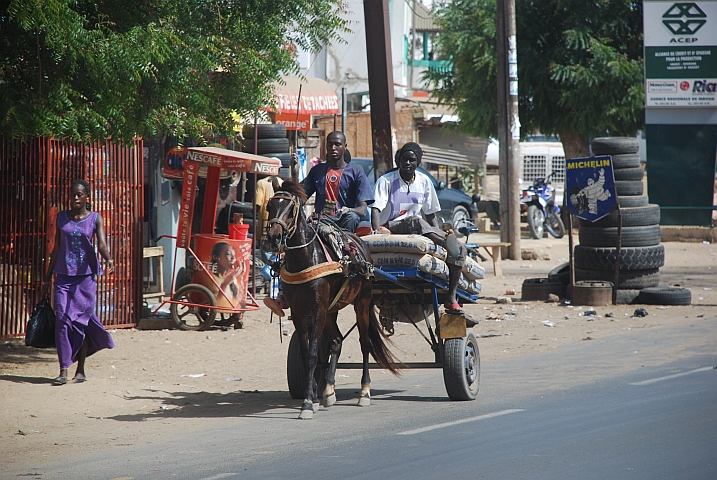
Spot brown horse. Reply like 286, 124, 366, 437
266, 180, 399, 420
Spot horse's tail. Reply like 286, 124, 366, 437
368, 298, 402, 376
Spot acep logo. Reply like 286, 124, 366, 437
663, 3, 707, 37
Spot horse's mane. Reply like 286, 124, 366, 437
277, 180, 307, 203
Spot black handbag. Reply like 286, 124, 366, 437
25, 297, 56, 348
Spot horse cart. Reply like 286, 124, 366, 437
154, 147, 281, 330
285, 258, 482, 402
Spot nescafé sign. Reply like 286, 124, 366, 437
565, 156, 617, 222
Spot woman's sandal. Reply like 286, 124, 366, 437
53, 376, 67, 385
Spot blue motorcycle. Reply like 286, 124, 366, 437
519, 172, 565, 239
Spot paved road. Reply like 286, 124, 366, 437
10, 316, 716, 480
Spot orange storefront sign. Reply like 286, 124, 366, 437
275, 113, 312, 131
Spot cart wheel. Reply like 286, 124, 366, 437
171, 284, 217, 331
287, 329, 328, 400
443, 332, 480, 401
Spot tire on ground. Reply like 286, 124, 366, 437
637, 286, 692, 305
575, 268, 660, 289
614, 167, 645, 182
578, 224, 661, 247
521, 278, 567, 300
578, 204, 660, 228
615, 289, 641, 305
573, 245, 665, 270
611, 154, 641, 169
617, 195, 649, 208
591, 137, 639, 155
615, 180, 644, 196
548, 262, 570, 286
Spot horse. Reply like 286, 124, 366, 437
266, 180, 399, 420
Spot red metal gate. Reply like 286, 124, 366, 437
0, 137, 144, 338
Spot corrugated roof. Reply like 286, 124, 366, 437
412, 2, 439, 32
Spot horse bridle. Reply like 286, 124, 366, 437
268, 192, 317, 251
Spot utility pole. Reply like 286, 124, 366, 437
363, 0, 397, 180
496, 0, 521, 260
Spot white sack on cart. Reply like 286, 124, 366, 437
363, 234, 447, 261
371, 252, 449, 280
460, 277, 483, 295
463, 256, 485, 281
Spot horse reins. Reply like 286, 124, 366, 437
268, 192, 318, 251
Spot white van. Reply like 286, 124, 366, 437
484, 135, 566, 205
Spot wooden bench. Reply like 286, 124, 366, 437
143, 246, 165, 303
479, 242, 511, 276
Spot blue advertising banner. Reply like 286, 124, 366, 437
565, 156, 617, 222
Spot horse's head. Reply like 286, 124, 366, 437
266, 180, 307, 252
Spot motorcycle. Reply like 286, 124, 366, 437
519, 172, 565, 239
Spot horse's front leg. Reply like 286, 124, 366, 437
355, 292, 372, 407
322, 312, 342, 407
299, 310, 325, 420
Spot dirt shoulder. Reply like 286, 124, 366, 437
1, 240, 715, 469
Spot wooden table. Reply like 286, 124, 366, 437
479, 242, 511, 276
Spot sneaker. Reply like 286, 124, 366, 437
263, 297, 286, 317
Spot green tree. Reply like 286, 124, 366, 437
0, 0, 349, 142
424, 0, 644, 160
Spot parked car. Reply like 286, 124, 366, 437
351, 157, 478, 235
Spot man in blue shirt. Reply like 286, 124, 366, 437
263, 131, 373, 317
303, 130, 373, 232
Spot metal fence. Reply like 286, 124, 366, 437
0, 137, 144, 338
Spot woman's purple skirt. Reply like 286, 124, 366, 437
54, 274, 114, 369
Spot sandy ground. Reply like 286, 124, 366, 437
1, 236, 716, 469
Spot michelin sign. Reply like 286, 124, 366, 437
565, 156, 617, 222
644, 1, 717, 107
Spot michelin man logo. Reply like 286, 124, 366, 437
569, 168, 612, 215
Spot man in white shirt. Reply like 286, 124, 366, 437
371, 142, 469, 315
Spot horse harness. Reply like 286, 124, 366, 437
269, 191, 374, 310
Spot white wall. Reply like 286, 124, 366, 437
298, 0, 412, 103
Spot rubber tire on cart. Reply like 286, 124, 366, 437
171, 284, 218, 331
591, 137, 639, 155
527, 205, 545, 239
287, 330, 328, 400
451, 206, 472, 238
638, 286, 692, 305
443, 331, 480, 401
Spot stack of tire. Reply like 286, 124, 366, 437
241, 124, 292, 180
574, 137, 690, 305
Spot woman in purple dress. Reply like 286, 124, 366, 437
43, 180, 115, 385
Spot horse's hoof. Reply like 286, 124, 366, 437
357, 395, 371, 407
323, 391, 336, 408
298, 409, 314, 420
